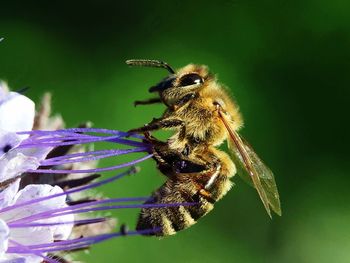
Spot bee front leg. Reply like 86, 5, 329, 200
134, 97, 162, 107
128, 118, 184, 134
142, 131, 170, 166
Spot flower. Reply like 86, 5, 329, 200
0, 167, 161, 262
0, 82, 195, 262
0, 166, 191, 262
0, 183, 74, 262
0, 82, 53, 187
0, 83, 74, 262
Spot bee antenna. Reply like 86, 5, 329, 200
126, 59, 175, 74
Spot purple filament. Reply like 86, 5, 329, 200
17, 128, 144, 140
8, 240, 59, 263
0, 168, 136, 214
23, 131, 96, 140
3, 128, 181, 258
9, 217, 108, 228
16, 127, 153, 174
26, 153, 153, 174
18, 127, 132, 136
17, 128, 149, 150
7, 228, 160, 254
40, 147, 148, 166
10, 200, 197, 224
19, 134, 146, 148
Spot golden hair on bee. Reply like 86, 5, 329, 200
127, 59, 281, 236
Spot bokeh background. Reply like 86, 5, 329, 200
0, 1, 349, 262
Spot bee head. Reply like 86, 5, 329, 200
126, 59, 210, 107
160, 63, 210, 107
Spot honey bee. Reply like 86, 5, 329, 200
127, 59, 281, 236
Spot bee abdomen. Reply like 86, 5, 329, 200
136, 182, 214, 236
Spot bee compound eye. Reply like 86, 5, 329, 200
178, 73, 203, 87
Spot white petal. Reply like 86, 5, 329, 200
0, 92, 35, 137
14, 184, 66, 208
0, 152, 39, 183
0, 131, 22, 159
3, 184, 65, 222
9, 226, 53, 247
0, 219, 9, 258
15, 147, 53, 164
0, 179, 20, 210
0, 254, 41, 263
0, 258, 26, 263
6, 185, 73, 243
52, 212, 75, 241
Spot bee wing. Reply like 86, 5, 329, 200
218, 111, 281, 217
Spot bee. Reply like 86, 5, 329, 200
127, 59, 281, 236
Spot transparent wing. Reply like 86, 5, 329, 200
218, 110, 281, 217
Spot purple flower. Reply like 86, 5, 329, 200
0, 83, 195, 262
0, 82, 51, 185
0, 167, 176, 262
0, 183, 74, 262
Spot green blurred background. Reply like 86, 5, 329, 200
0, 0, 349, 262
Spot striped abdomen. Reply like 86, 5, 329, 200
136, 173, 233, 236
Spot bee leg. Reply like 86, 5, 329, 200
144, 117, 184, 130
143, 131, 164, 145
185, 160, 223, 203
156, 150, 208, 177
147, 140, 209, 177
139, 131, 183, 173
140, 131, 172, 168
134, 97, 162, 107
128, 118, 184, 134
179, 169, 218, 203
